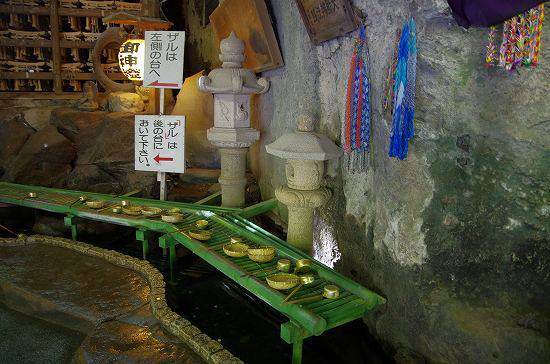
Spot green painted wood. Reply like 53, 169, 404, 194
239, 198, 278, 218
195, 191, 222, 205
0, 182, 387, 360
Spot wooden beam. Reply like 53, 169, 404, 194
58, 8, 140, 17
0, 92, 82, 99
0, 4, 49, 15
0, 39, 53, 48
49, 0, 62, 93
0, 72, 54, 80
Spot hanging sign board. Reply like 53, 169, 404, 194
143, 31, 186, 89
135, 115, 186, 173
295, 0, 357, 44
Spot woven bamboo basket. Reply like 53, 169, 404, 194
248, 246, 276, 263
266, 273, 299, 290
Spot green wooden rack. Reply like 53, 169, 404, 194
0, 182, 385, 364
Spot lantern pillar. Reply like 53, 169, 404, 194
198, 32, 269, 207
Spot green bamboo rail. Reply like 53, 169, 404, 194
0, 182, 386, 364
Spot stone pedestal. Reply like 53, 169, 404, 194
275, 186, 331, 253
218, 148, 248, 207
207, 126, 259, 207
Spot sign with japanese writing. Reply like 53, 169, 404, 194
135, 115, 186, 173
295, 0, 356, 44
143, 31, 186, 89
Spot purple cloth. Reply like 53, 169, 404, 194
447, 0, 545, 27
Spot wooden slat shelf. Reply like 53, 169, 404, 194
0, 91, 82, 99
0, 38, 53, 47
58, 7, 140, 17
0, 1, 144, 96
0, 4, 140, 17
0, 4, 49, 15
0, 182, 386, 364
0, 71, 53, 79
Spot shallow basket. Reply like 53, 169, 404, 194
248, 246, 276, 263
223, 242, 249, 258
266, 273, 299, 290
122, 206, 142, 216
161, 213, 184, 223
188, 229, 212, 241
195, 219, 209, 229
86, 200, 105, 209
141, 206, 162, 217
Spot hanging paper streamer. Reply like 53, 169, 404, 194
485, 26, 498, 65
388, 18, 417, 160
489, 4, 544, 70
343, 24, 371, 171
383, 29, 402, 114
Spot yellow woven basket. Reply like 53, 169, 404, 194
266, 273, 299, 290
86, 200, 105, 209
122, 206, 142, 216
223, 242, 249, 258
248, 246, 276, 263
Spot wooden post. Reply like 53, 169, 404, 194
158, 88, 167, 201
49, 0, 62, 93
64, 215, 78, 240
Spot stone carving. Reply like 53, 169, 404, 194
198, 32, 269, 207
77, 81, 99, 111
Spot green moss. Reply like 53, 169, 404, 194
422, 135, 549, 305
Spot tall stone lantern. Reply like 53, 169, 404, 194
266, 115, 342, 253
198, 32, 269, 207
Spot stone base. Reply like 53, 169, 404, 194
275, 186, 331, 253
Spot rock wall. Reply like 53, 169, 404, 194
0, 104, 157, 197
185, 0, 549, 362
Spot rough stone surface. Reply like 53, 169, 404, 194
184, 0, 550, 362
107, 91, 145, 113
0, 239, 205, 363
0, 117, 33, 177
3, 125, 75, 187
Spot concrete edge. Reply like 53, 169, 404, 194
0, 235, 243, 364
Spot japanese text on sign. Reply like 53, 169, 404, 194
144, 31, 186, 89
135, 115, 186, 173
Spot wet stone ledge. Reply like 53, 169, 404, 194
0, 235, 242, 364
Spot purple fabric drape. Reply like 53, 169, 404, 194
447, 0, 545, 27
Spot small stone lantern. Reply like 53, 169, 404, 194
266, 115, 342, 253
198, 32, 269, 207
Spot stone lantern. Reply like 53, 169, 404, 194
266, 115, 342, 253
198, 32, 269, 207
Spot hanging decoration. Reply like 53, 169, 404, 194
388, 18, 417, 160
486, 4, 544, 70
383, 29, 402, 115
342, 24, 371, 171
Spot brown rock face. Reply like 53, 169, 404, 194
3, 125, 75, 187
0, 118, 33, 177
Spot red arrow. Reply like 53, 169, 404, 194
148, 80, 179, 88
154, 154, 174, 163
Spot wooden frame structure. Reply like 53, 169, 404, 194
0, 0, 142, 99
0, 181, 386, 364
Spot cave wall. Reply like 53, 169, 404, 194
185, 0, 549, 362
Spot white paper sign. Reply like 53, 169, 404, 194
143, 31, 185, 89
135, 115, 186, 173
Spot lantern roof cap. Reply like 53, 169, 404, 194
266, 115, 342, 161
198, 32, 269, 95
